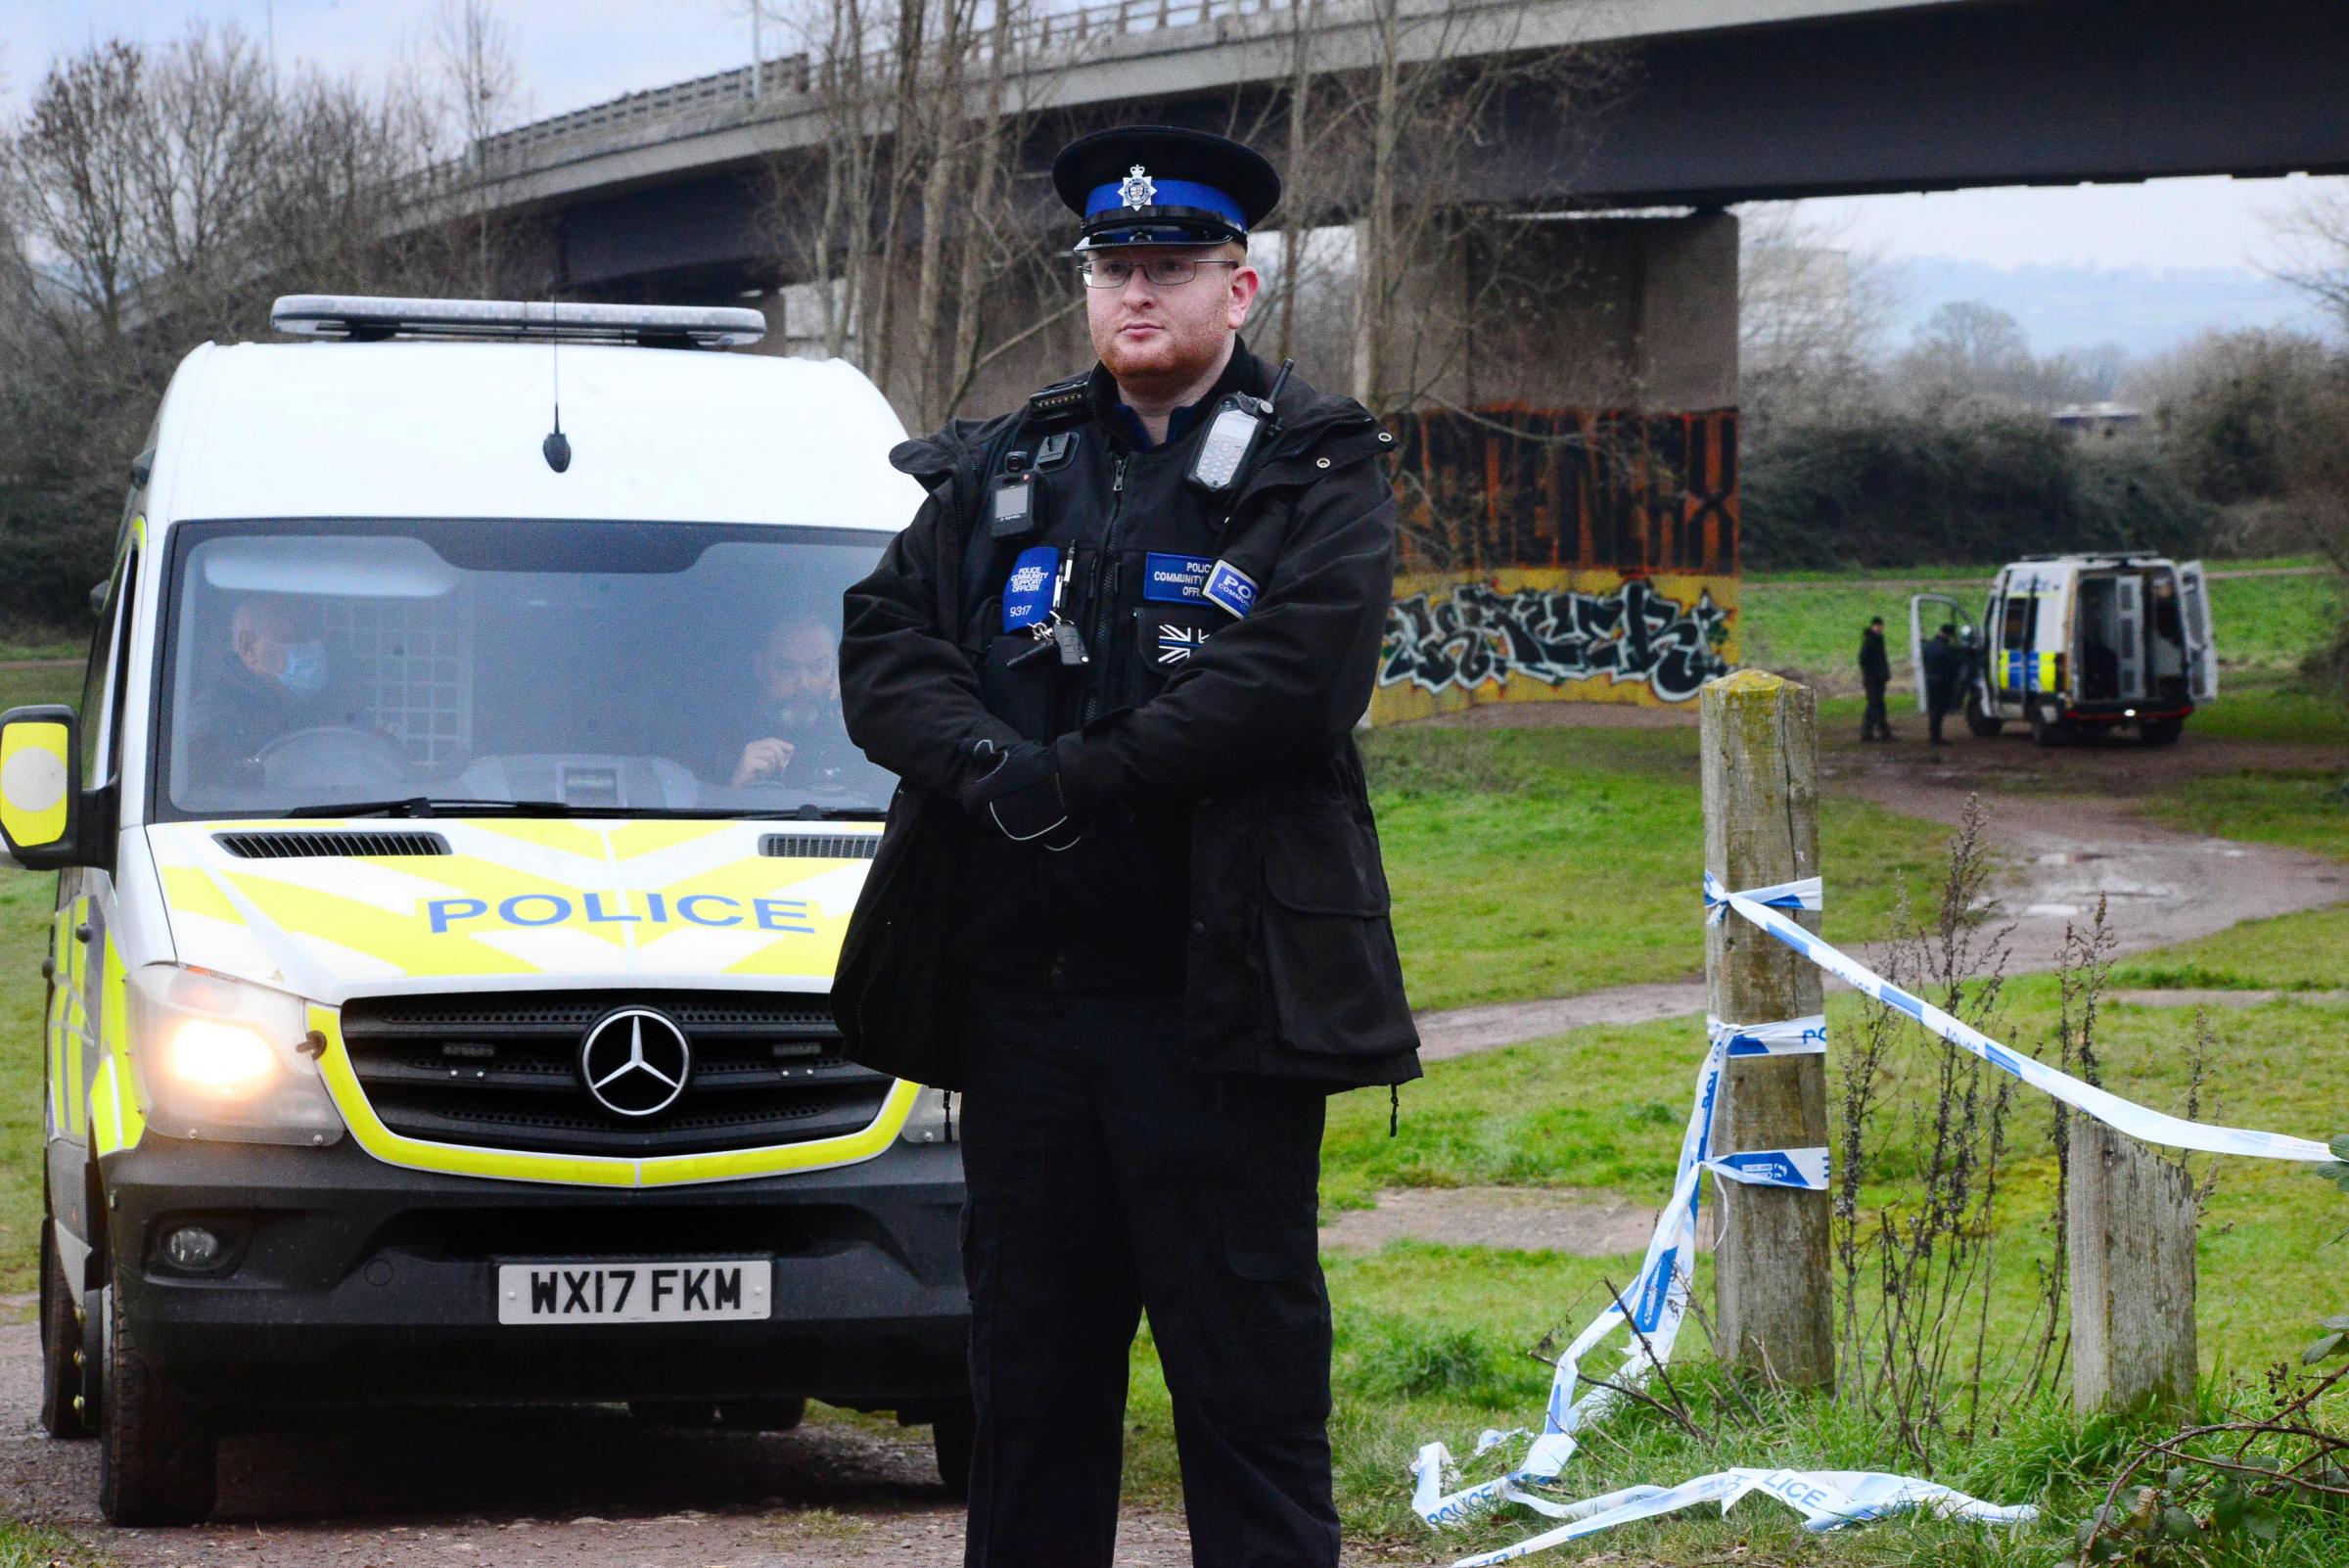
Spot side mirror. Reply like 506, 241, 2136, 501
0, 705, 85, 870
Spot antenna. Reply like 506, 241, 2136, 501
541, 300, 572, 473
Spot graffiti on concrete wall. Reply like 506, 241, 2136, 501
1368, 570, 1736, 722
1365, 407, 1740, 723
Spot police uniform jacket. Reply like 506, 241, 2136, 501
833, 346, 1422, 1093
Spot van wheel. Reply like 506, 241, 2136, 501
38, 1220, 94, 1440
2029, 708, 2065, 749
2141, 718, 2184, 746
1963, 692, 2004, 738
930, 1398, 975, 1499
96, 1273, 216, 1525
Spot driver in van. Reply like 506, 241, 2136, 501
730, 616, 855, 787
184, 595, 369, 778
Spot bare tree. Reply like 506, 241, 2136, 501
756, 0, 1079, 429
0, 23, 541, 633
1737, 201, 1898, 444
2271, 178, 2349, 334
429, 0, 532, 296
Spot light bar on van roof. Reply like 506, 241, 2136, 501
269, 295, 765, 348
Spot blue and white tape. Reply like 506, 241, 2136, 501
1707, 872, 2336, 1164
1704, 873, 1820, 926
1446, 1467, 2035, 1566
1710, 1013, 1828, 1056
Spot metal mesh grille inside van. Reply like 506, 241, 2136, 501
337, 992, 889, 1157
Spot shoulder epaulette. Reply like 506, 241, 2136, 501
1025, 373, 1093, 426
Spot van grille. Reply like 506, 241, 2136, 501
337, 992, 889, 1157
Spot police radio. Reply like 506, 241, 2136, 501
1186, 359, 1292, 496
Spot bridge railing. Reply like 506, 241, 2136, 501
469, 0, 1293, 173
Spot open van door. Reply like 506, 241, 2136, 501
1909, 592, 1973, 712
2178, 561, 2217, 701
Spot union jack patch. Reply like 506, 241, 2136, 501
1155, 623, 1210, 665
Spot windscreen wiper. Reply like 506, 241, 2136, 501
284, 797, 579, 819
756, 804, 890, 820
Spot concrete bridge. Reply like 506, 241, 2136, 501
465, 0, 2349, 298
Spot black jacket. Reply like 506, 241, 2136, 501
1919, 635, 1964, 702
833, 347, 1422, 1092
1858, 627, 1891, 686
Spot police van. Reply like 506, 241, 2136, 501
0, 297, 971, 1524
1911, 552, 2217, 746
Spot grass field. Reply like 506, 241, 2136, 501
1740, 558, 2343, 689
1363, 724, 1954, 1013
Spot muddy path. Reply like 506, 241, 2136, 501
1416, 724, 2349, 1060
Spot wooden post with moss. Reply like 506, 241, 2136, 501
1701, 669, 1835, 1389
2069, 1119, 2199, 1414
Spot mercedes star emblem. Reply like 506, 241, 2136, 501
578, 1007, 692, 1118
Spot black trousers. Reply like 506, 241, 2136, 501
1861, 679, 1892, 739
955, 992, 1338, 1568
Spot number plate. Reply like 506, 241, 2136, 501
497, 1260, 770, 1325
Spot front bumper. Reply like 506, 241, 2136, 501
100, 1132, 968, 1413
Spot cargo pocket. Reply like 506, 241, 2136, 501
1261, 810, 1410, 1057
1212, 1221, 1331, 1424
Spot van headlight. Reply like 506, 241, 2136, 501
126, 965, 345, 1146
898, 1084, 957, 1145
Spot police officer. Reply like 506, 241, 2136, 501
833, 125, 1421, 1567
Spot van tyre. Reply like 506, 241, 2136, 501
1963, 691, 2004, 738
2141, 718, 2184, 746
2029, 707, 2065, 749
38, 1220, 94, 1440
96, 1274, 217, 1524
930, 1398, 975, 1499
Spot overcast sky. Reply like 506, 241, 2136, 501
5, 0, 2339, 285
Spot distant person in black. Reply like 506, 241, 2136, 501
1858, 616, 1895, 741
1919, 622, 1964, 746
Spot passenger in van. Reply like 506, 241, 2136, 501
185, 595, 370, 778
730, 616, 855, 788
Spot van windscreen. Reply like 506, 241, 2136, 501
155, 520, 896, 821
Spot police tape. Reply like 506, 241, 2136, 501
1706, 872, 2336, 1164
1439, 1467, 2037, 1566
1408, 1002, 1836, 1545
1407, 869, 2338, 1562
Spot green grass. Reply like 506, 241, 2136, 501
0, 1519, 106, 1567
1364, 725, 1955, 1013
2112, 905, 2349, 993
2143, 769, 2349, 859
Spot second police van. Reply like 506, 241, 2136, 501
0, 297, 971, 1523
1911, 553, 2219, 746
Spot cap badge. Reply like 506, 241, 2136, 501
1118, 164, 1156, 209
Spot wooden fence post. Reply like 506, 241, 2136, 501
1701, 669, 1834, 1389
2070, 1119, 2199, 1414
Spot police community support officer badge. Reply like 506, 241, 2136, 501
1119, 164, 1156, 209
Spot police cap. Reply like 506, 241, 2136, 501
1051, 125, 1281, 252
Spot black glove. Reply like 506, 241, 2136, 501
958, 738, 1080, 849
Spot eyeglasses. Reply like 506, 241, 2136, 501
1078, 256, 1240, 289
